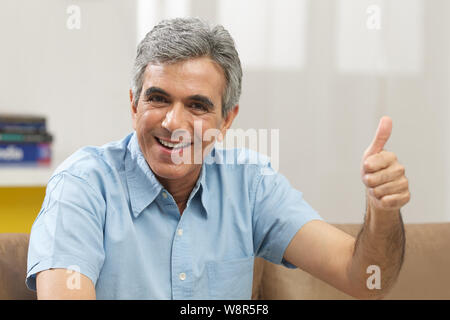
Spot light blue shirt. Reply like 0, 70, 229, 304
26, 132, 323, 299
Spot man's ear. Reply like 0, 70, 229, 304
219, 105, 239, 141
130, 89, 137, 130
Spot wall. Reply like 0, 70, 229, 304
0, 0, 448, 230
0, 0, 137, 231
0, 0, 136, 166
207, 0, 450, 223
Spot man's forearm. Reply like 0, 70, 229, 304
348, 202, 406, 299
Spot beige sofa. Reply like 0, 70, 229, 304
252, 223, 450, 299
1, 223, 449, 300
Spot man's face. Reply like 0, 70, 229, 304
130, 57, 238, 181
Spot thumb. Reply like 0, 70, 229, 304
364, 116, 392, 158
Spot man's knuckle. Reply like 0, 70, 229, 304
393, 163, 404, 176
381, 196, 395, 207
363, 174, 369, 183
373, 187, 382, 198
390, 152, 398, 161
402, 177, 409, 189
405, 192, 411, 202
380, 197, 390, 207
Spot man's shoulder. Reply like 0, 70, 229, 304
52, 133, 133, 183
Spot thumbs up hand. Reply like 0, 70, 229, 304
361, 117, 410, 213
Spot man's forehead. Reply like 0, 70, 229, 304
142, 58, 225, 97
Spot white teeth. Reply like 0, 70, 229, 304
157, 138, 190, 149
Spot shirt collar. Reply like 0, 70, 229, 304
125, 132, 211, 218
125, 132, 163, 218
196, 158, 210, 215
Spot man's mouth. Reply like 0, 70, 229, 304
155, 136, 191, 150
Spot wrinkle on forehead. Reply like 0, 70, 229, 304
142, 57, 225, 104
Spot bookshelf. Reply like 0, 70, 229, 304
0, 166, 54, 187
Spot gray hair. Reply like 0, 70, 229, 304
131, 17, 242, 117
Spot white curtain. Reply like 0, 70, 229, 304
1, 0, 447, 222
137, 0, 449, 223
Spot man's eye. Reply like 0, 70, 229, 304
149, 95, 168, 103
190, 103, 207, 111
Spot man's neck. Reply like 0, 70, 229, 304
156, 165, 202, 215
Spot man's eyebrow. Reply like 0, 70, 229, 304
144, 87, 170, 98
188, 95, 215, 109
144, 87, 215, 109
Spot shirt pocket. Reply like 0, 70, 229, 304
206, 256, 254, 300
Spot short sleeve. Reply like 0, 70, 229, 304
26, 172, 106, 291
252, 165, 323, 268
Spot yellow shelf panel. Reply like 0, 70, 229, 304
0, 187, 46, 233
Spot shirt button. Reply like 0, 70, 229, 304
179, 272, 186, 281
162, 191, 168, 199
177, 228, 183, 236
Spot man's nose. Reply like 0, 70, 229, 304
161, 102, 186, 133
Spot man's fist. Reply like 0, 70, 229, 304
361, 116, 410, 212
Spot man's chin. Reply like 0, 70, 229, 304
149, 162, 200, 181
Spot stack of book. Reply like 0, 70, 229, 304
0, 114, 52, 165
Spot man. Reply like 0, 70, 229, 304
26, 18, 410, 299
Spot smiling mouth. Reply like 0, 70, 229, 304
155, 136, 191, 150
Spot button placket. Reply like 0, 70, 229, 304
170, 214, 193, 299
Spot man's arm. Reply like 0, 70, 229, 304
350, 116, 409, 297
284, 220, 360, 298
285, 116, 409, 299
348, 203, 405, 298
284, 209, 405, 299
36, 269, 96, 300
26, 172, 106, 300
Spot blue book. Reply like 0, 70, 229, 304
0, 122, 46, 133
0, 143, 51, 165
0, 114, 46, 134
0, 133, 52, 143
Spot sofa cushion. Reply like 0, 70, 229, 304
0, 233, 36, 300
2, 223, 449, 300
255, 223, 450, 299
